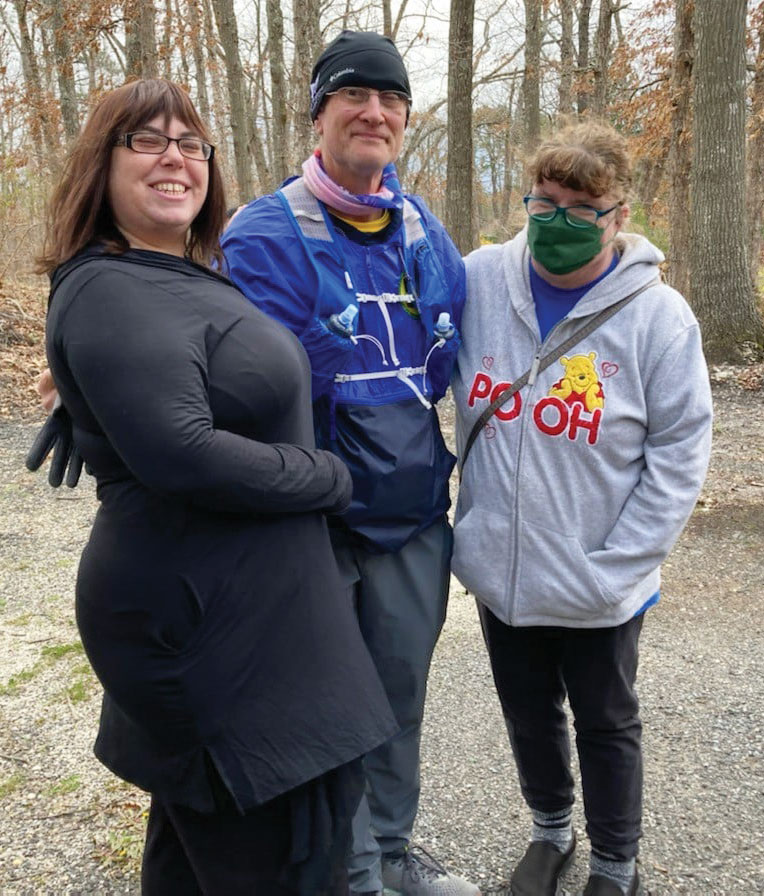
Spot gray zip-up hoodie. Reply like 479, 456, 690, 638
451, 229, 713, 628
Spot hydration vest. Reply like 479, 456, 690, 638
276, 178, 461, 408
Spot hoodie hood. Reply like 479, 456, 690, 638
498, 228, 664, 328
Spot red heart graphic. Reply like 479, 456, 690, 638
601, 361, 619, 377
484, 423, 497, 440
482, 356, 494, 370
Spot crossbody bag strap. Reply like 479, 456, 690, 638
459, 278, 660, 474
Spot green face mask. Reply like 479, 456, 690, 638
527, 214, 605, 275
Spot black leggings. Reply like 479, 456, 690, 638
480, 605, 644, 860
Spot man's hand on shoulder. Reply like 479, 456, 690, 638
224, 203, 250, 229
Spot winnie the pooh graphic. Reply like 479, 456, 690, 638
549, 352, 604, 412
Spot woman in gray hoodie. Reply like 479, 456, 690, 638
451, 122, 712, 896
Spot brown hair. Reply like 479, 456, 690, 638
37, 79, 227, 273
528, 121, 632, 200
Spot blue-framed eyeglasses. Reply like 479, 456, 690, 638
523, 195, 620, 228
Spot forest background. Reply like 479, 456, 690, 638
0, 0, 763, 369
0, 3, 763, 890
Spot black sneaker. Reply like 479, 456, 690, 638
509, 833, 576, 896
582, 870, 642, 896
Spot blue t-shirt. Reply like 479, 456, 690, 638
529, 255, 618, 341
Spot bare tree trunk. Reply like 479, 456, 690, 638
666, 0, 693, 299
592, 0, 613, 118
636, 152, 667, 221
290, 0, 321, 166
38, 18, 54, 90
160, 0, 173, 78
12, 0, 57, 170
249, 8, 273, 193
500, 81, 519, 227
523, 0, 541, 153
211, 0, 255, 202
341, 0, 352, 31
382, 0, 392, 36
175, 0, 191, 85
691, 0, 764, 360
577, 0, 593, 114
86, 42, 98, 98
125, 0, 158, 79
202, 0, 224, 144
473, 165, 484, 245
266, 0, 288, 184
557, 0, 574, 117
388, 0, 410, 41
489, 152, 501, 222
446, 0, 476, 254
46, 1, 79, 141
187, 0, 210, 122
747, 3, 764, 291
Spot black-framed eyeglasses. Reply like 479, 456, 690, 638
115, 131, 215, 161
326, 86, 411, 114
523, 195, 620, 228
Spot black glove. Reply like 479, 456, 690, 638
25, 405, 83, 488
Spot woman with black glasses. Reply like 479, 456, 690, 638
451, 121, 713, 896
38, 78, 396, 894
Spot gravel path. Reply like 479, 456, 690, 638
1, 378, 763, 895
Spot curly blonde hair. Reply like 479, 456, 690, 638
528, 121, 632, 200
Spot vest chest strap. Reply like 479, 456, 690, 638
335, 365, 426, 383
334, 366, 432, 410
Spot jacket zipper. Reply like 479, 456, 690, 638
506, 316, 569, 624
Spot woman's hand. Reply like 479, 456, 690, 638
37, 368, 59, 413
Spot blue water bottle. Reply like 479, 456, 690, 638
327, 304, 358, 337
433, 311, 455, 340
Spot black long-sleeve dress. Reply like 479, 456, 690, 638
45, 247, 397, 813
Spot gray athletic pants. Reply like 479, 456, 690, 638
330, 516, 453, 895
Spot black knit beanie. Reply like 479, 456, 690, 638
309, 31, 411, 121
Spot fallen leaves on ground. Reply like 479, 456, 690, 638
0, 280, 47, 421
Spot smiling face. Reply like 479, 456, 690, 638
107, 115, 209, 256
315, 90, 406, 196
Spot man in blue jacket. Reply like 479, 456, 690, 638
221, 30, 475, 896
